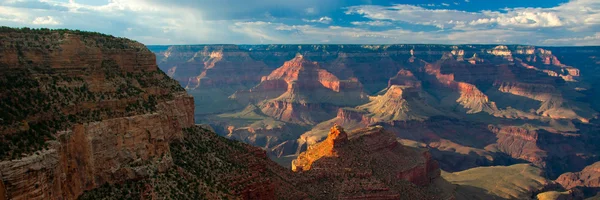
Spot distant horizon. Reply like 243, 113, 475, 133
145, 43, 600, 47
6, 25, 600, 47
2, 0, 599, 46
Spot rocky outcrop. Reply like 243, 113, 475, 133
489, 125, 599, 178
556, 162, 600, 197
0, 28, 194, 200
488, 126, 547, 166
0, 97, 194, 200
424, 62, 499, 114
357, 85, 444, 121
295, 108, 372, 157
232, 55, 368, 124
78, 126, 312, 199
290, 125, 450, 199
293, 125, 441, 190
388, 69, 422, 88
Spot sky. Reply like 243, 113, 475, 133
1, 0, 599, 45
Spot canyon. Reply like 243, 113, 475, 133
151, 44, 600, 180
0, 27, 456, 200
2, 26, 600, 199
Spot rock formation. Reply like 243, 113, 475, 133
357, 85, 444, 121
556, 162, 600, 197
291, 125, 448, 199
154, 45, 270, 90
232, 54, 368, 124
0, 28, 194, 200
151, 44, 600, 183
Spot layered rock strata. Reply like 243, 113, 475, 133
0, 28, 194, 200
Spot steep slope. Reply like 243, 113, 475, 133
80, 126, 310, 200
296, 108, 372, 156
206, 104, 307, 155
422, 57, 500, 114
213, 55, 370, 160
153, 45, 271, 114
357, 85, 445, 121
292, 125, 450, 199
233, 54, 368, 124
556, 162, 600, 197
81, 125, 457, 200
0, 28, 194, 199
443, 164, 555, 199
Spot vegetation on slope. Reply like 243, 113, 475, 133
79, 126, 304, 199
0, 26, 184, 159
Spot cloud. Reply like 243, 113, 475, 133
32, 16, 61, 25
345, 0, 600, 31
228, 19, 551, 45
470, 9, 564, 28
303, 16, 333, 24
350, 20, 392, 26
346, 4, 482, 29
543, 32, 600, 45
1, 0, 599, 45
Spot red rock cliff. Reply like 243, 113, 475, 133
0, 28, 195, 200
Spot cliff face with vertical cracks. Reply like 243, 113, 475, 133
0, 28, 194, 200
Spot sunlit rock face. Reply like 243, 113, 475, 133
291, 125, 449, 199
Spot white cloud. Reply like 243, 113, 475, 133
470, 9, 564, 28
543, 32, 600, 45
345, 0, 600, 33
303, 16, 332, 24
32, 16, 60, 25
346, 4, 482, 29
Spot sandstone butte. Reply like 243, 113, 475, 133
231, 54, 369, 125
0, 27, 455, 200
